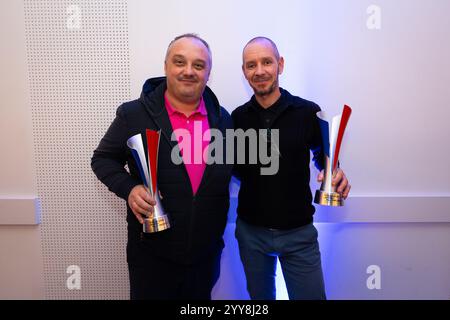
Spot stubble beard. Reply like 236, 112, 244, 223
253, 78, 278, 97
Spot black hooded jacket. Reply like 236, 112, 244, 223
91, 77, 233, 265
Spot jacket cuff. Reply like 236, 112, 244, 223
117, 178, 141, 201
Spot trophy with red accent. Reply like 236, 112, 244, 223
314, 105, 352, 206
127, 129, 171, 232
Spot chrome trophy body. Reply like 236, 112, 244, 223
314, 105, 352, 206
127, 129, 170, 233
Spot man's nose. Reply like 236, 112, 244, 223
183, 64, 195, 76
255, 63, 264, 75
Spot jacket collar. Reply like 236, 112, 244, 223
246, 87, 292, 117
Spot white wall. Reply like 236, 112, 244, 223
301, 1, 450, 196
129, 0, 450, 196
0, 0, 44, 299
0, 0, 449, 299
0, 0, 36, 195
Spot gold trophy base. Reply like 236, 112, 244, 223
143, 215, 171, 233
314, 190, 344, 206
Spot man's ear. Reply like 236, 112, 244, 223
207, 65, 212, 81
278, 56, 285, 75
242, 64, 248, 79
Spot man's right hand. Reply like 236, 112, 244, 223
128, 185, 156, 224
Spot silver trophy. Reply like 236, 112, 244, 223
314, 105, 352, 206
127, 129, 170, 233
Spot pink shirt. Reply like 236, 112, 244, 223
164, 93, 210, 195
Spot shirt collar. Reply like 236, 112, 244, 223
250, 91, 285, 113
164, 92, 208, 117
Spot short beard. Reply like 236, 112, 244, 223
253, 79, 278, 97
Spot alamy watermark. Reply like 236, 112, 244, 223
66, 265, 81, 290
170, 121, 280, 175
366, 264, 381, 290
367, 5, 381, 30
66, 5, 81, 30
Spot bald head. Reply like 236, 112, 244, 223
243, 37, 280, 62
165, 33, 212, 68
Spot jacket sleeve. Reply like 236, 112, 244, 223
308, 103, 325, 171
91, 105, 140, 201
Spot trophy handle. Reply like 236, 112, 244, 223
143, 187, 171, 233
314, 156, 343, 206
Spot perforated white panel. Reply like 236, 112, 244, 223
24, 0, 130, 299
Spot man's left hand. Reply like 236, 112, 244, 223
317, 168, 351, 199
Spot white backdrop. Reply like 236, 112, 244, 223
129, 0, 450, 196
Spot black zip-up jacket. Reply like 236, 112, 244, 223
231, 88, 324, 229
91, 77, 233, 265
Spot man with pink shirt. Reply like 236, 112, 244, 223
92, 34, 233, 299
164, 93, 210, 195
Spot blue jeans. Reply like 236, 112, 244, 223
235, 218, 326, 300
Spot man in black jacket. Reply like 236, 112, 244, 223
91, 34, 233, 299
232, 37, 351, 300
